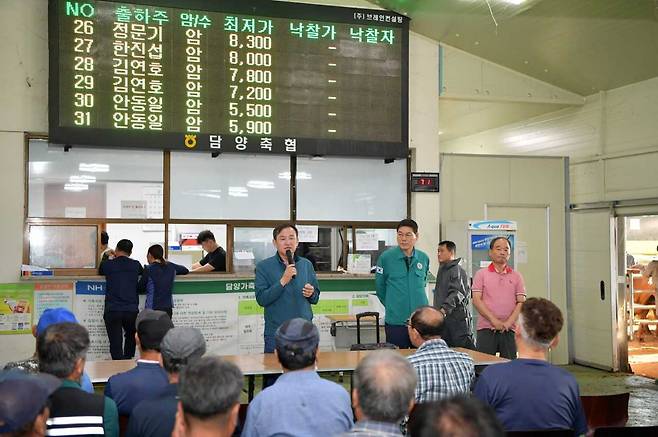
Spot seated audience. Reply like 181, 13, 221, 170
0, 370, 60, 437
3, 307, 94, 393
407, 395, 505, 437
127, 327, 207, 437
38, 322, 119, 436
342, 349, 417, 437
242, 318, 353, 437
474, 298, 587, 435
407, 306, 475, 402
171, 356, 243, 437
105, 310, 174, 416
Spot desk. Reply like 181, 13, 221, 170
87, 348, 506, 399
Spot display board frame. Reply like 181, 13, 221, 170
48, 0, 410, 158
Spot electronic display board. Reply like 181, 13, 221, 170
49, 0, 409, 157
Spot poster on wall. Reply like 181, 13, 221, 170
0, 284, 34, 335
70, 278, 387, 358
34, 282, 74, 322
74, 281, 111, 360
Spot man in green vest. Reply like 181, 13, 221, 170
375, 219, 430, 348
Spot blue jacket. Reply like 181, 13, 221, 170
138, 262, 188, 310
126, 384, 178, 437
255, 253, 320, 337
99, 256, 144, 313
104, 361, 169, 416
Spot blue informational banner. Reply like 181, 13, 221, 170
471, 234, 515, 250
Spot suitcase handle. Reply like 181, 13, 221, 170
355, 312, 380, 344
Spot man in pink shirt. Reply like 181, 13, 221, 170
472, 237, 526, 359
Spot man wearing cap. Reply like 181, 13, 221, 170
104, 309, 174, 417
242, 318, 353, 437
375, 219, 430, 349
255, 224, 320, 354
38, 322, 119, 436
99, 238, 144, 360
127, 327, 206, 437
3, 307, 94, 394
0, 370, 60, 437
171, 356, 243, 437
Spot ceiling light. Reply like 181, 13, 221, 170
228, 186, 248, 197
246, 180, 275, 189
64, 183, 89, 192
501, 0, 525, 5
69, 175, 96, 183
296, 172, 312, 180
79, 163, 110, 172
278, 171, 312, 180
30, 161, 48, 175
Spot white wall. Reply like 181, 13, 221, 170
442, 76, 658, 204
409, 33, 440, 259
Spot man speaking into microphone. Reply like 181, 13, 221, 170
255, 223, 320, 354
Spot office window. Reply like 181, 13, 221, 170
170, 152, 290, 220
28, 140, 163, 219
347, 228, 397, 271
105, 223, 165, 266
168, 224, 228, 270
29, 225, 97, 269
296, 156, 407, 221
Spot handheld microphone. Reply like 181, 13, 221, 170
285, 249, 296, 279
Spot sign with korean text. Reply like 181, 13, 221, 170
49, 0, 409, 157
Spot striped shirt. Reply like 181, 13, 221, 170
407, 338, 475, 403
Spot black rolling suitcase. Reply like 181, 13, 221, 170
350, 311, 397, 350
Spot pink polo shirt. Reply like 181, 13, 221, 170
472, 263, 526, 330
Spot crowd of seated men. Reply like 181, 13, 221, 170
1, 298, 595, 437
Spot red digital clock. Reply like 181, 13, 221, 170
410, 172, 439, 192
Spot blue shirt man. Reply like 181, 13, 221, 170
474, 297, 587, 435
99, 239, 143, 360
104, 310, 173, 416
255, 224, 320, 352
242, 319, 353, 437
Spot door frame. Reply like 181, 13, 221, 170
569, 206, 620, 371
484, 203, 551, 301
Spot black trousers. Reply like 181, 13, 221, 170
385, 324, 413, 349
441, 306, 476, 350
104, 311, 138, 360
476, 329, 517, 359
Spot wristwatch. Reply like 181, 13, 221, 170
439, 308, 447, 316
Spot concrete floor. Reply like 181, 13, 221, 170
629, 336, 658, 380
564, 365, 658, 427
